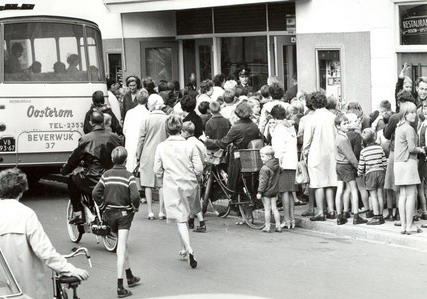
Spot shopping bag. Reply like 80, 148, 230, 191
295, 160, 309, 184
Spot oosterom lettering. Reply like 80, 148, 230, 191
27, 105, 73, 118
27, 133, 74, 142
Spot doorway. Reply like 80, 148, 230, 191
273, 35, 296, 91
107, 53, 122, 84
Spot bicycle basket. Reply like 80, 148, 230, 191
239, 149, 262, 173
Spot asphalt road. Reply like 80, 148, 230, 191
21, 179, 427, 299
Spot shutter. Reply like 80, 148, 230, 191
214, 4, 266, 33
176, 8, 213, 35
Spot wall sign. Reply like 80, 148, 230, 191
400, 4, 427, 45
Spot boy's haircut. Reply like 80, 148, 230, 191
0, 168, 28, 199
198, 101, 210, 114
180, 95, 197, 112
326, 95, 337, 110
90, 111, 104, 125
103, 113, 112, 126
107, 78, 116, 90
111, 146, 127, 165
234, 101, 253, 119
213, 73, 225, 87
271, 104, 287, 120
379, 100, 392, 111
223, 80, 237, 91
396, 90, 416, 104
209, 100, 221, 113
361, 128, 376, 144
399, 101, 417, 121
334, 113, 348, 127
260, 145, 275, 157
223, 89, 236, 104
92, 90, 105, 106
291, 100, 304, 114
309, 91, 327, 109
158, 80, 168, 92
200, 79, 213, 94
269, 83, 284, 100
260, 85, 270, 98
166, 114, 183, 135
136, 89, 149, 105
182, 121, 195, 136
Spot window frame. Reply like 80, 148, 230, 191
315, 46, 344, 103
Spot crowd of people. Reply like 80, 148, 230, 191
3, 63, 427, 298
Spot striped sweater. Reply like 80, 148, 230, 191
357, 144, 387, 176
92, 165, 140, 211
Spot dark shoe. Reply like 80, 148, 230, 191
194, 225, 206, 233
188, 219, 195, 229
117, 287, 132, 298
127, 276, 141, 287
413, 215, 420, 222
343, 211, 351, 219
353, 215, 368, 225
69, 215, 84, 225
421, 223, 427, 228
367, 217, 381, 225
384, 213, 394, 221
326, 211, 337, 219
310, 214, 326, 221
395, 213, 400, 221
189, 253, 197, 269
301, 210, 315, 217
366, 210, 374, 218
421, 213, 427, 220
337, 214, 347, 225
379, 215, 385, 224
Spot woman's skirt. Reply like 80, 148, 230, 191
394, 159, 421, 186
279, 169, 298, 192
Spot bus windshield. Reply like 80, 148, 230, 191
3, 21, 105, 82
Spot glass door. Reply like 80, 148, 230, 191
273, 35, 296, 91
195, 39, 213, 87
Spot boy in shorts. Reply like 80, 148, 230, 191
358, 128, 387, 225
93, 146, 140, 298
334, 114, 368, 225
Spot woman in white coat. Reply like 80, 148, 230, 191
123, 89, 149, 173
135, 97, 167, 219
153, 115, 203, 269
0, 168, 88, 299
303, 92, 337, 221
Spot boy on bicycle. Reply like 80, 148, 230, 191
92, 146, 140, 298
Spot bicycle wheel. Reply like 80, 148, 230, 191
238, 192, 265, 230
60, 286, 69, 299
66, 200, 84, 243
102, 232, 118, 252
208, 166, 231, 217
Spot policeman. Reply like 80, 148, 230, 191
61, 111, 123, 224
236, 67, 253, 95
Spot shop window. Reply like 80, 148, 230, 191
221, 36, 268, 90
145, 47, 172, 83
317, 49, 342, 103
399, 4, 427, 45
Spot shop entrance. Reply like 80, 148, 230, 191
272, 35, 296, 91
195, 39, 213, 87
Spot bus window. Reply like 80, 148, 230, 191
86, 27, 105, 82
3, 22, 93, 82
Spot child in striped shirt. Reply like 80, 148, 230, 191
358, 128, 388, 225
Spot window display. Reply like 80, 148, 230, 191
317, 49, 342, 104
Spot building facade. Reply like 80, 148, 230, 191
100, 0, 427, 112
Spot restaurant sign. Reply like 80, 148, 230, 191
401, 16, 427, 36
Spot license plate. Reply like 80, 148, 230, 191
0, 137, 15, 152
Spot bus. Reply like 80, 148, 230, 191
0, 10, 107, 182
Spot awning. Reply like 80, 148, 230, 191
103, 0, 304, 14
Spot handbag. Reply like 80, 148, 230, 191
295, 159, 309, 184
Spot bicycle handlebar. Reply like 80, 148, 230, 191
63, 247, 92, 268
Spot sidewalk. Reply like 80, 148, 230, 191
294, 205, 427, 251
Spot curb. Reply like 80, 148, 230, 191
295, 216, 427, 251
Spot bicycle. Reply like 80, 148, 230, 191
201, 148, 266, 230
52, 247, 92, 299
66, 194, 118, 252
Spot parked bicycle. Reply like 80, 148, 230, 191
201, 148, 266, 230
67, 194, 118, 252
52, 247, 92, 299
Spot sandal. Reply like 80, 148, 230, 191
179, 250, 188, 261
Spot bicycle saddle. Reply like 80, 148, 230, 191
58, 276, 81, 284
